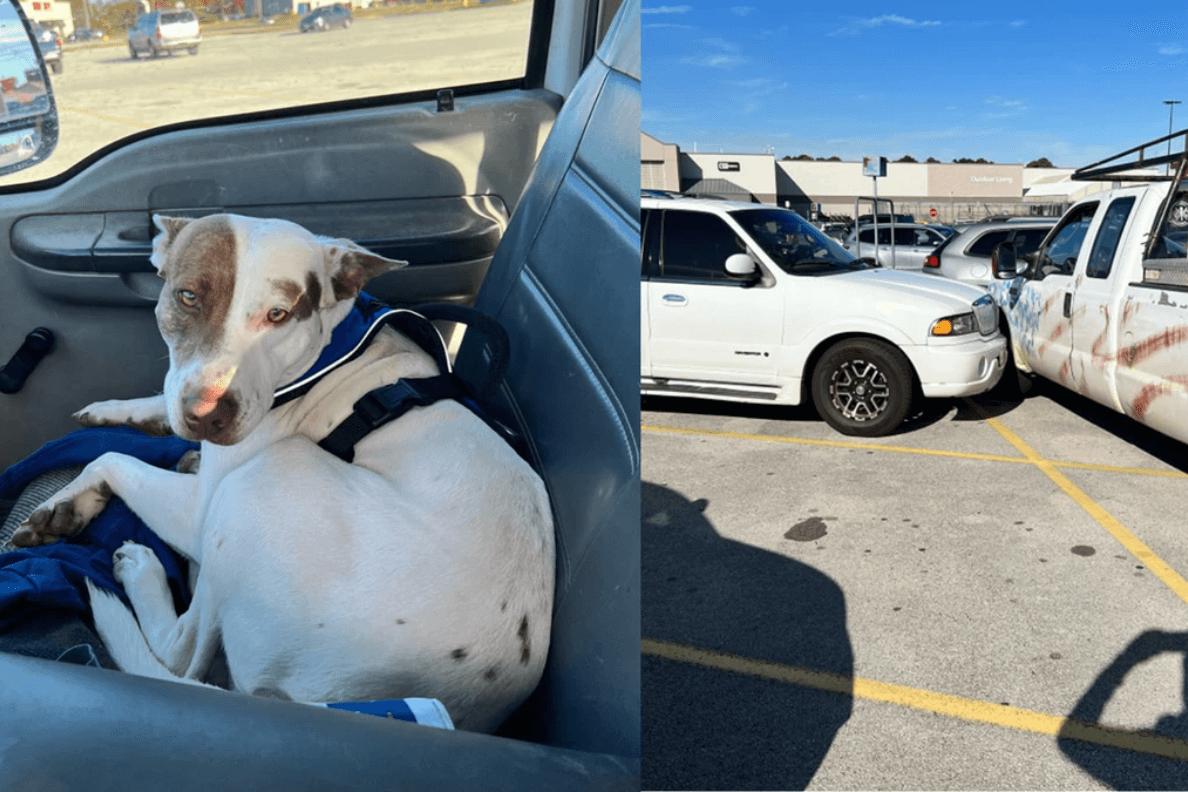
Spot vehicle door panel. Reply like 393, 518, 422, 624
0, 91, 559, 469
1068, 195, 1137, 409
647, 209, 782, 385
1002, 203, 1099, 383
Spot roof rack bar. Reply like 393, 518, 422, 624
1073, 128, 1188, 182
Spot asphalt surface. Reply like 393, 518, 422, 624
3, 1, 531, 186
642, 377, 1188, 790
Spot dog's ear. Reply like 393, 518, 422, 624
323, 239, 407, 301
150, 215, 193, 276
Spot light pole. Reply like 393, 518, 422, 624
1164, 100, 1181, 175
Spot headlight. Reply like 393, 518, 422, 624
930, 312, 976, 336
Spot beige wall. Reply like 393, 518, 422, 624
641, 132, 680, 192
926, 162, 1023, 200
777, 160, 929, 199
680, 151, 777, 200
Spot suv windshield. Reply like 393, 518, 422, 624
731, 208, 866, 274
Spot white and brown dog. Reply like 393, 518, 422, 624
10, 214, 554, 733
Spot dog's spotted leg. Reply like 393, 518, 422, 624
75, 394, 172, 437
11, 452, 203, 559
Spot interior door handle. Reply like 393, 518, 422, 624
1063, 292, 1072, 318
662, 294, 687, 306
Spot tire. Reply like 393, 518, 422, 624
811, 338, 915, 437
129, 45, 139, 59
343, 18, 352, 28
50, 59, 62, 74
189, 46, 199, 55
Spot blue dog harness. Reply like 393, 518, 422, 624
271, 293, 516, 463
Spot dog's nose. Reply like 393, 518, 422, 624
182, 391, 239, 441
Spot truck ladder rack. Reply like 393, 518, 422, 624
1073, 129, 1188, 182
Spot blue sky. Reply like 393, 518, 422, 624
642, 2, 1188, 168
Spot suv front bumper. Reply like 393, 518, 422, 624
906, 333, 1008, 398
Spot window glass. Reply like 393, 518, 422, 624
1085, 197, 1135, 279
892, 227, 917, 247
0, 0, 537, 186
858, 229, 875, 244
730, 207, 859, 275
1149, 191, 1188, 260
966, 230, 1010, 257
1009, 227, 1050, 256
641, 207, 660, 278
1035, 203, 1098, 278
660, 210, 748, 282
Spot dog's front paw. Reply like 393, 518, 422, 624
10, 481, 113, 547
113, 541, 170, 599
74, 398, 172, 437
176, 449, 201, 475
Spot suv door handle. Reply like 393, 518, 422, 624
1063, 292, 1072, 318
662, 294, 687, 306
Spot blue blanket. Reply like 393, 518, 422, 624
0, 427, 198, 631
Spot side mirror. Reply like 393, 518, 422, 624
0, 0, 59, 177
725, 253, 759, 283
991, 242, 1018, 279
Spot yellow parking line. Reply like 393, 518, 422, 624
641, 424, 1187, 480
643, 637, 1188, 763
982, 416, 1188, 608
58, 106, 152, 129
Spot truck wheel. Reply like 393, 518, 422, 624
812, 338, 915, 437
130, 45, 139, 60
189, 46, 199, 55
51, 60, 62, 74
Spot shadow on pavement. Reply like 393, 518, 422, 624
642, 482, 853, 790
1058, 630, 1188, 790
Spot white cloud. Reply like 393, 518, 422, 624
1010, 19, 1026, 27
679, 55, 745, 67
1159, 45, 1184, 56
642, 5, 692, 13
832, 14, 941, 35
732, 6, 755, 15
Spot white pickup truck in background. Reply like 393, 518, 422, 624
989, 131, 1188, 446
641, 196, 1007, 437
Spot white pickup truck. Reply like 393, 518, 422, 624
641, 196, 1008, 437
988, 132, 1188, 446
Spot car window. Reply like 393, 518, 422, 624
730, 207, 863, 275
659, 210, 749, 282
1035, 203, 1098, 279
966, 230, 1010, 258
1008, 227, 1050, 256
1085, 197, 1135, 279
893, 228, 917, 247
1148, 191, 1188, 261
857, 229, 874, 244
641, 207, 660, 278
0, 0, 540, 186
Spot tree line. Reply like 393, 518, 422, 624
780, 154, 1056, 168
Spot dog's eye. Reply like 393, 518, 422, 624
267, 308, 289, 324
177, 289, 198, 308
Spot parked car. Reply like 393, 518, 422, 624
989, 131, 1188, 446
841, 222, 948, 270
300, 5, 353, 32
65, 28, 106, 42
642, 197, 1007, 436
31, 23, 61, 74
128, 9, 201, 58
923, 218, 1056, 286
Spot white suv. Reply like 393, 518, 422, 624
641, 197, 1008, 436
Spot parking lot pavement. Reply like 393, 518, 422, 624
641, 381, 1188, 791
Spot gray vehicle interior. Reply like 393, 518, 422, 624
0, 0, 639, 786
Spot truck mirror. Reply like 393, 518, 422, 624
725, 253, 759, 283
992, 242, 1018, 279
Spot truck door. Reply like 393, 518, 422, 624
1010, 201, 1100, 384
646, 208, 783, 386
1067, 194, 1137, 409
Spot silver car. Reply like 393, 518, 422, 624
922, 219, 1056, 286
841, 223, 948, 270
128, 9, 201, 58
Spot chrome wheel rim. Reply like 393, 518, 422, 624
829, 358, 889, 421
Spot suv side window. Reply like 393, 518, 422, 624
641, 208, 660, 278
659, 210, 749, 283
1008, 227, 1050, 257
966, 230, 1010, 258
1033, 202, 1099, 279
1085, 197, 1135, 279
